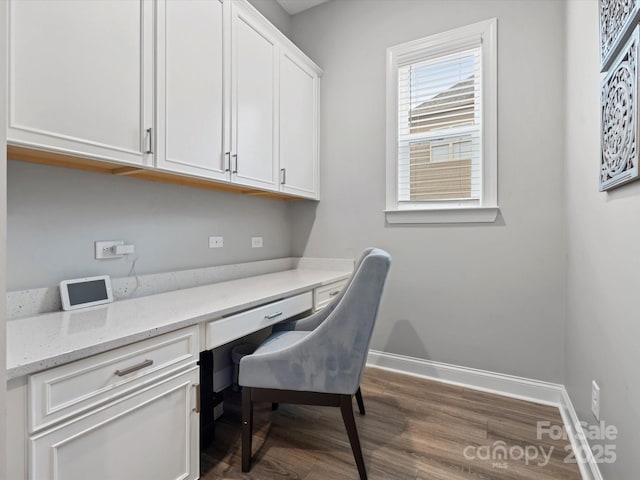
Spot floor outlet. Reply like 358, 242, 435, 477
591, 380, 600, 421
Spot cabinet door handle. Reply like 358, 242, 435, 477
280, 168, 286, 185
145, 128, 153, 154
114, 359, 154, 377
232, 153, 238, 174
193, 383, 201, 413
329, 290, 340, 297
225, 152, 231, 172
265, 311, 283, 320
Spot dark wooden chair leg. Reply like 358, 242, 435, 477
242, 387, 253, 472
340, 394, 367, 480
272, 402, 279, 411
355, 387, 365, 415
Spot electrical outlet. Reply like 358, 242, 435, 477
591, 380, 600, 421
95, 240, 124, 260
209, 236, 224, 249
251, 236, 263, 248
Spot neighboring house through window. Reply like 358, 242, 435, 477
386, 19, 498, 223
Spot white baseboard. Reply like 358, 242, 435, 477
558, 387, 604, 480
366, 349, 602, 480
366, 350, 564, 405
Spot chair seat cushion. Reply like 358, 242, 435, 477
239, 331, 312, 390
253, 331, 311, 355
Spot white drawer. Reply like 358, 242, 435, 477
28, 325, 199, 433
205, 292, 312, 349
314, 279, 348, 311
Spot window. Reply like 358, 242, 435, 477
386, 19, 498, 224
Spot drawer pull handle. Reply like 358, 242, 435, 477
329, 290, 340, 297
265, 311, 283, 320
114, 359, 154, 377
145, 128, 153, 154
224, 152, 231, 172
193, 384, 201, 413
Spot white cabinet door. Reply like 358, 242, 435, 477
279, 49, 320, 199
156, 0, 230, 180
8, 0, 154, 166
29, 367, 199, 480
231, 3, 279, 191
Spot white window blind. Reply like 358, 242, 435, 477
397, 48, 482, 203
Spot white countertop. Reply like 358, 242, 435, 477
6, 268, 350, 380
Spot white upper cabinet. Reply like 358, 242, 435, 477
7, 0, 154, 166
279, 49, 320, 199
230, 3, 279, 191
6, 0, 322, 199
155, 0, 230, 181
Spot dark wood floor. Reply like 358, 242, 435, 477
201, 367, 581, 480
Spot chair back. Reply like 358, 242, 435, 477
320, 247, 375, 318
309, 248, 391, 394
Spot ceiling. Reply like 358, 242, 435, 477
276, 0, 330, 15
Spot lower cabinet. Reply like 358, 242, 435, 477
8, 290, 322, 479
23, 325, 201, 480
29, 366, 200, 480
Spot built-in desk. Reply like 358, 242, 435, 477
7, 268, 350, 379
6, 267, 351, 480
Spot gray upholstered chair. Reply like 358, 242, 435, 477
238, 248, 391, 480
272, 247, 375, 414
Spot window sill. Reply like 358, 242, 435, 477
385, 206, 499, 224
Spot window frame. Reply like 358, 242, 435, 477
385, 18, 498, 224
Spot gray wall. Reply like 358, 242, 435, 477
6, 0, 294, 292
247, 0, 292, 38
290, 0, 567, 382
565, 1, 639, 477
7, 161, 292, 291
